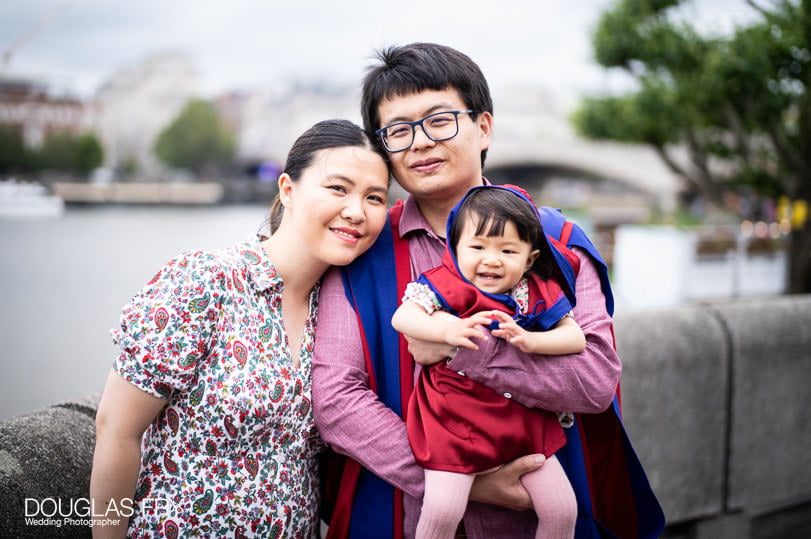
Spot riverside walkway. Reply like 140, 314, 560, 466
2, 295, 810, 538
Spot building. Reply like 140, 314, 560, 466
93, 51, 200, 179
0, 77, 91, 148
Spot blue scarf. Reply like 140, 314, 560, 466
331, 191, 665, 538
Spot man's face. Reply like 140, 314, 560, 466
376, 88, 492, 204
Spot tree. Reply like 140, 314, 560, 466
573, 0, 811, 293
0, 127, 103, 175
74, 133, 104, 175
0, 125, 27, 173
153, 99, 235, 176
37, 132, 76, 171
33, 131, 104, 176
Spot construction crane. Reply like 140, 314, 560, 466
1, 3, 68, 77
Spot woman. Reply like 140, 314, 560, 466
90, 119, 389, 538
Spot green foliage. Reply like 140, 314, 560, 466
0, 125, 27, 173
38, 132, 76, 171
31, 131, 105, 175
594, 1, 703, 72
1, 130, 107, 175
572, 78, 683, 145
153, 99, 235, 175
578, 0, 811, 291
577, 0, 810, 202
118, 156, 138, 178
73, 133, 104, 175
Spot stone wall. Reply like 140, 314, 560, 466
1, 295, 810, 538
0, 393, 99, 538
616, 294, 811, 538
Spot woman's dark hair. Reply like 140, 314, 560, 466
448, 188, 573, 297
361, 43, 493, 167
268, 119, 386, 233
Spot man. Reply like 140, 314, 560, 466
313, 43, 660, 538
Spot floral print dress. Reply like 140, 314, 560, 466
113, 237, 322, 538
403, 278, 531, 316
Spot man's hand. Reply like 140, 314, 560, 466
404, 335, 457, 366
469, 454, 546, 511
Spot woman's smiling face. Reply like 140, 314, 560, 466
279, 145, 389, 267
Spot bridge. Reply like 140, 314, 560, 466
234, 83, 685, 223
484, 86, 682, 217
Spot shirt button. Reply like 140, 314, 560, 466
504, 392, 512, 399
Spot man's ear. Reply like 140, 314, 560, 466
277, 173, 295, 208
526, 249, 540, 271
478, 111, 493, 151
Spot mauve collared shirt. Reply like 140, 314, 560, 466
312, 194, 621, 538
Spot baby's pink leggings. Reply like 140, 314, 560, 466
416, 455, 577, 539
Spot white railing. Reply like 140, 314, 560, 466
612, 224, 786, 312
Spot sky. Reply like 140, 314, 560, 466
0, 0, 759, 102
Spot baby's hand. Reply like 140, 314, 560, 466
444, 312, 492, 350
488, 311, 534, 353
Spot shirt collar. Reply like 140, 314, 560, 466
240, 236, 283, 293
397, 195, 436, 239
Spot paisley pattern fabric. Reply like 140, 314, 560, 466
113, 237, 322, 538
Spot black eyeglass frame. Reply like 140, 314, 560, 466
374, 110, 475, 153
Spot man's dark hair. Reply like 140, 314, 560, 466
361, 43, 493, 166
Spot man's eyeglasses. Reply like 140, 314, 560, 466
375, 110, 475, 153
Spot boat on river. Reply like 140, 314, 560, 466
0, 179, 65, 219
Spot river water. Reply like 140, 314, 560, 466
0, 205, 270, 420
1, 204, 786, 420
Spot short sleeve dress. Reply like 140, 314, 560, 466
112, 237, 322, 538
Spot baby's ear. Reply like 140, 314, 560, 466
525, 249, 540, 271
